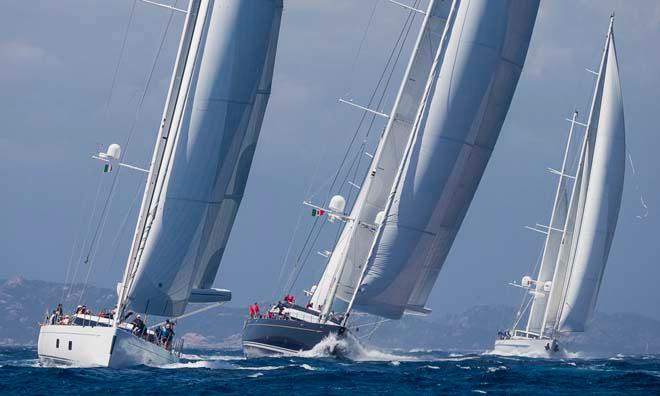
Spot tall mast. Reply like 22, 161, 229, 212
548, 15, 616, 336
342, 0, 459, 323
115, 0, 204, 323
523, 110, 579, 337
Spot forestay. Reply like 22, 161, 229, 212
354, 0, 540, 319
557, 26, 625, 332
309, 0, 453, 313
126, 0, 283, 317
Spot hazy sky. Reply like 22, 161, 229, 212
1, 0, 659, 321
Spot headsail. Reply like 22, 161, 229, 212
124, 0, 283, 317
353, 0, 540, 319
309, 0, 453, 313
557, 23, 625, 332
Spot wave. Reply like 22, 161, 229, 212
296, 333, 418, 362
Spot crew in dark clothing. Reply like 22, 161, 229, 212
164, 320, 175, 350
131, 315, 146, 337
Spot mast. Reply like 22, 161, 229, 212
523, 110, 579, 337
115, 0, 204, 324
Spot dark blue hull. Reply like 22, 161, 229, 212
242, 318, 344, 357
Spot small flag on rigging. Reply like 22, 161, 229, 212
311, 208, 325, 217
103, 164, 113, 173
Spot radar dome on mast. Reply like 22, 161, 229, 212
105, 144, 121, 161
329, 195, 346, 214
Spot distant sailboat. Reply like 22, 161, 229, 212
494, 16, 625, 358
242, 0, 539, 357
38, 0, 283, 368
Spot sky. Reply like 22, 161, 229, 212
1, 0, 659, 322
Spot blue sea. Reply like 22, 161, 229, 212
1, 345, 659, 395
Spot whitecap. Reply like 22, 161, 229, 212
248, 372, 263, 378
239, 365, 287, 371
486, 365, 508, 373
160, 360, 236, 370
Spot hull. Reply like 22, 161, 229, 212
493, 337, 565, 359
242, 318, 343, 358
38, 324, 178, 368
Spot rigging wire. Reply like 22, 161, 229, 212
62, 1, 137, 303
271, 1, 383, 300
75, 1, 180, 304
103, 176, 146, 276
62, 166, 105, 303
282, 1, 422, 297
65, 172, 106, 302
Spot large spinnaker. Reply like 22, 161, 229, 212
354, 0, 540, 319
309, 0, 453, 311
558, 30, 625, 332
127, 0, 283, 316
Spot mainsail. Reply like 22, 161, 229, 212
353, 0, 540, 319
122, 0, 283, 317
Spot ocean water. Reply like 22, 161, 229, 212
1, 340, 659, 395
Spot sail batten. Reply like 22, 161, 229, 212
125, 0, 284, 317
353, 0, 540, 319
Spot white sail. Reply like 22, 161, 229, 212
557, 27, 625, 332
353, 0, 540, 319
309, 0, 453, 312
125, 0, 283, 317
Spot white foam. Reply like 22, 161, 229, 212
473, 390, 487, 394
181, 352, 245, 362
483, 348, 582, 360
248, 372, 263, 378
300, 363, 317, 371
486, 365, 508, 373
238, 365, 286, 371
161, 360, 237, 370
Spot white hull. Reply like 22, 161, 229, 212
492, 337, 566, 359
38, 324, 178, 368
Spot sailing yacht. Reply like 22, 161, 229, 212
494, 17, 625, 358
38, 0, 283, 368
242, 0, 540, 357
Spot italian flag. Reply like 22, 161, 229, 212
311, 208, 325, 217
103, 164, 112, 173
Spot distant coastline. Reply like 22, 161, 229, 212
2, 276, 659, 355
